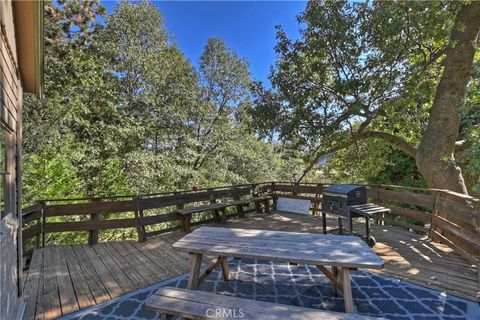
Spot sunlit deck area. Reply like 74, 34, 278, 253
23, 212, 479, 320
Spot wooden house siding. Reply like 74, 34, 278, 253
1, 0, 24, 319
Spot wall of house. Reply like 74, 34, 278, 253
1, 0, 24, 319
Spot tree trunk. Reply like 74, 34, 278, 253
416, 1, 480, 194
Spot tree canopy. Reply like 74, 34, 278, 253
23, 0, 303, 204
24, 0, 480, 209
250, 0, 480, 194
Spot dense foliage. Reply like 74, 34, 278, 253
23, 1, 304, 204
250, 0, 480, 194
24, 0, 480, 212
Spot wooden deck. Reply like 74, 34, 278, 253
23, 212, 479, 320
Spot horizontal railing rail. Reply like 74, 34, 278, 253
22, 182, 480, 266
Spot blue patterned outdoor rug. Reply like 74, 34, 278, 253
60, 259, 479, 320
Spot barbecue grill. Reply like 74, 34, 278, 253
322, 184, 367, 215
321, 184, 390, 246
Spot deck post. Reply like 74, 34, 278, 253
135, 196, 145, 242
271, 182, 277, 209
292, 182, 299, 196
312, 183, 323, 216
431, 191, 444, 241
175, 192, 188, 232
40, 201, 46, 248
209, 189, 221, 221
377, 186, 385, 226
252, 184, 262, 213
263, 198, 270, 213
88, 198, 101, 246
233, 192, 245, 218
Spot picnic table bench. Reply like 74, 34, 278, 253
172, 226, 384, 314
175, 196, 271, 232
146, 287, 385, 319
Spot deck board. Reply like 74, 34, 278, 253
53, 246, 78, 315
71, 245, 110, 304
23, 212, 479, 320
63, 246, 96, 308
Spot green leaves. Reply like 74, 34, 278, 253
23, 0, 301, 209
249, 0, 479, 190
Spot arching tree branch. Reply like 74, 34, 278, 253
297, 131, 417, 182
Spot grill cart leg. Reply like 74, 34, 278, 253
365, 216, 370, 242
322, 211, 327, 234
365, 216, 376, 246
347, 210, 354, 235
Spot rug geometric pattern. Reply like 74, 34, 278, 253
59, 259, 480, 320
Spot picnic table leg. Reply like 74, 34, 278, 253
341, 267, 356, 313
347, 210, 354, 235
187, 253, 203, 289
220, 256, 229, 282
365, 216, 370, 242
332, 266, 339, 296
316, 265, 341, 295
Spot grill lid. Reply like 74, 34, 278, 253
323, 184, 363, 195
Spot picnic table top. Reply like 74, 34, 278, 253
173, 226, 384, 269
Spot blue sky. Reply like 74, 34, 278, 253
101, 1, 306, 84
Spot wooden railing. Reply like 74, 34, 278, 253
22, 182, 480, 266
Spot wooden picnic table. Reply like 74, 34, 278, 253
172, 226, 384, 314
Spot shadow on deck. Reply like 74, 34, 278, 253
23, 212, 479, 320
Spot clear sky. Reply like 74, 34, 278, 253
101, 1, 307, 85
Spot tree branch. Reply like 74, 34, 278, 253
297, 130, 417, 182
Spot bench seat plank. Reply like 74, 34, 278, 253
176, 196, 271, 216
177, 203, 229, 216
146, 287, 384, 320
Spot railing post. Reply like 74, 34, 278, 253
233, 189, 245, 218
292, 182, 299, 196
39, 201, 46, 248
252, 184, 262, 213
30, 201, 41, 249
175, 192, 189, 232
135, 196, 145, 242
312, 183, 323, 216
377, 186, 385, 226
428, 191, 441, 241
88, 198, 100, 246
272, 182, 277, 209
209, 189, 221, 222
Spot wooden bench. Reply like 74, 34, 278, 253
175, 196, 271, 232
146, 287, 384, 319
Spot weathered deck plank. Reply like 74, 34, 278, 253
53, 246, 78, 315
62, 246, 96, 309
23, 250, 42, 320
71, 245, 110, 304
22, 212, 479, 320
